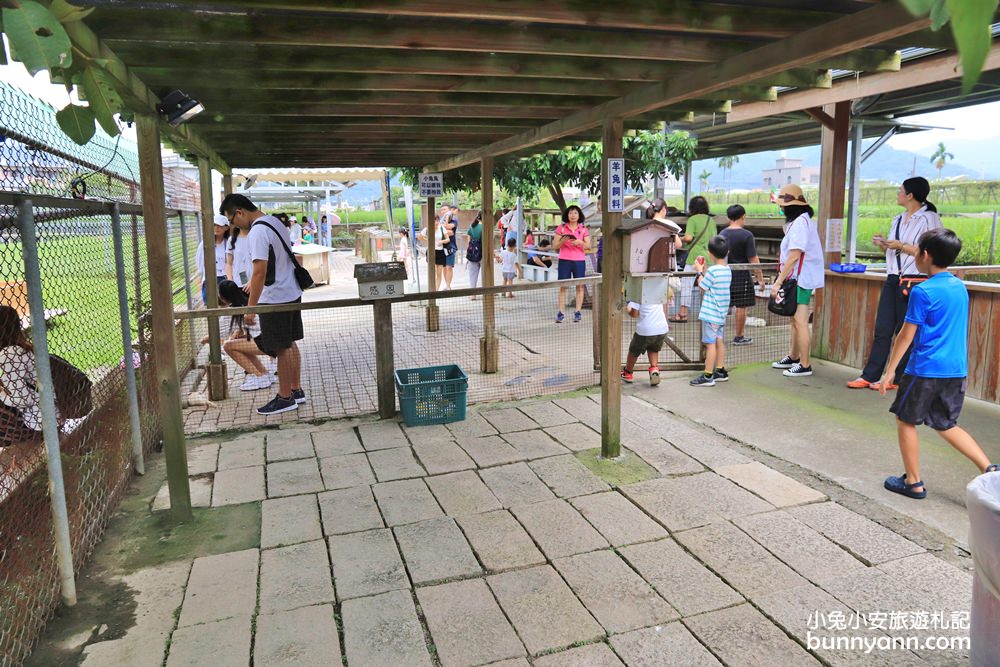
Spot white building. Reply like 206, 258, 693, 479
762, 157, 820, 189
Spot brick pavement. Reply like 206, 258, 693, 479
104, 395, 971, 666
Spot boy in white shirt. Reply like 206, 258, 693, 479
621, 300, 669, 386
498, 238, 521, 298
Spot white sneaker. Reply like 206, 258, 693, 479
240, 374, 273, 391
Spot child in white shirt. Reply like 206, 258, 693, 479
621, 301, 669, 386
498, 238, 521, 298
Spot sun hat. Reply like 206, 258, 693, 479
213, 214, 230, 227
774, 184, 808, 206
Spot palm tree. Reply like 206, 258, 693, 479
698, 169, 712, 192
717, 156, 740, 192
930, 142, 954, 181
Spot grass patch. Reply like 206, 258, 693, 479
575, 448, 659, 487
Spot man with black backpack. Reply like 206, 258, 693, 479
221, 194, 308, 415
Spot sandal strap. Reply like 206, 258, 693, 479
901, 475, 924, 489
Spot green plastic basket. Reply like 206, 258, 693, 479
395, 364, 468, 427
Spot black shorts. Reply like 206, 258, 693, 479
628, 333, 666, 357
890, 374, 966, 431
730, 270, 755, 308
256, 298, 304, 357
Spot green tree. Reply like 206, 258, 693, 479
698, 169, 712, 192
717, 155, 740, 191
930, 142, 955, 181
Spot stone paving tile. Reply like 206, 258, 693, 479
186, 442, 219, 474
456, 510, 545, 572
528, 455, 610, 498
152, 477, 212, 512
372, 478, 443, 527
261, 494, 322, 549
717, 462, 827, 508
499, 429, 571, 460
754, 583, 929, 667
610, 623, 723, 667
625, 438, 705, 476
318, 486, 384, 535
266, 429, 316, 462
487, 565, 604, 656
211, 466, 265, 506
553, 396, 602, 428
544, 422, 601, 452
789, 502, 924, 565
216, 436, 265, 470
619, 538, 743, 617
481, 407, 540, 433
401, 423, 453, 446
253, 603, 341, 667
341, 590, 433, 667
177, 548, 258, 628
445, 412, 498, 438
532, 643, 624, 667
394, 517, 482, 585
554, 550, 678, 634
734, 510, 869, 586
455, 435, 525, 468
621, 473, 773, 531
412, 438, 476, 475
417, 578, 525, 667
311, 428, 363, 458
570, 492, 668, 547
426, 470, 503, 516
487, 660, 531, 667
511, 499, 608, 559
877, 553, 973, 618
259, 539, 336, 613
367, 446, 426, 482
358, 420, 410, 451
266, 458, 324, 498
328, 529, 409, 600
318, 452, 376, 491
518, 401, 577, 428
636, 415, 751, 469
684, 603, 822, 666
479, 462, 556, 507
166, 616, 251, 667
675, 521, 809, 600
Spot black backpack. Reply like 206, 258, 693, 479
49, 355, 93, 419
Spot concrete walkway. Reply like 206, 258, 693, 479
33, 393, 975, 666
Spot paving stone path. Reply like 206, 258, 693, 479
119, 396, 970, 665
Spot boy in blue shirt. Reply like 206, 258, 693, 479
690, 236, 732, 387
880, 228, 998, 498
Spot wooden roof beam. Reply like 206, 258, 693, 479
804, 107, 836, 130
424, 2, 927, 172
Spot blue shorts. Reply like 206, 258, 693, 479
701, 320, 725, 344
558, 259, 587, 280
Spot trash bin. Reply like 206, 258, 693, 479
967, 472, 1000, 666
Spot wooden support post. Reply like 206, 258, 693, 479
373, 300, 396, 418
480, 156, 499, 373
136, 113, 191, 521
222, 173, 233, 198
425, 194, 440, 331
199, 157, 227, 400
600, 117, 624, 459
592, 283, 601, 371
817, 101, 850, 266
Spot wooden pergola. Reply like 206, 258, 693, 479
66, 0, 992, 518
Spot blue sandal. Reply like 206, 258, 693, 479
986, 464, 999, 473
884, 474, 927, 499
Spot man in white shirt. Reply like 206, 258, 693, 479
221, 194, 305, 415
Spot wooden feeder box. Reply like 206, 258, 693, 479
616, 219, 682, 305
354, 262, 407, 300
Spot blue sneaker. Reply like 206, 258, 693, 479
555, 312, 565, 324
573, 310, 582, 323
256, 394, 298, 416
291, 388, 307, 404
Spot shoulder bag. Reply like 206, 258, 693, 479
768, 252, 805, 316
253, 220, 315, 290
677, 216, 710, 269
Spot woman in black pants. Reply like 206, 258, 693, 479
847, 177, 942, 391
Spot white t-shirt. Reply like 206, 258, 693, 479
780, 213, 825, 290
0, 345, 43, 430
195, 239, 228, 281
628, 302, 669, 336
289, 223, 303, 245
500, 249, 518, 273
228, 233, 253, 286
248, 215, 304, 304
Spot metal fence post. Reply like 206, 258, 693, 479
17, 198, 77, 606
990, 211, 997, 265
111, 204, 146, 475
178, 211, 198, 356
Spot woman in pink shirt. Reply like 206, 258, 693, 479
552, 205, 591, 323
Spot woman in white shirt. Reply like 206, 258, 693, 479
226, 227, 253, 288
769, 184, 825, 378
217, 280, 274, 392
0, 306, 47, 446
196, 215, 231, 304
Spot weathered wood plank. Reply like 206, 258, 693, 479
966, 291, 993, 401
600, 117, 623, 458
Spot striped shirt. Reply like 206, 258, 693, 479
886, 205, 943, 276
698, 264, 732, 325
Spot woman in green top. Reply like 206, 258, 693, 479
675, 196, 717, 323
466, 211, 484, 297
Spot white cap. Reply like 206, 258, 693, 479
213, 214, 230, 227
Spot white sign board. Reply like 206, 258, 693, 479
825, 217, 844, 253
419, 173, 444, 198
358, 280, 404, 300
607, 159, 625, 212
